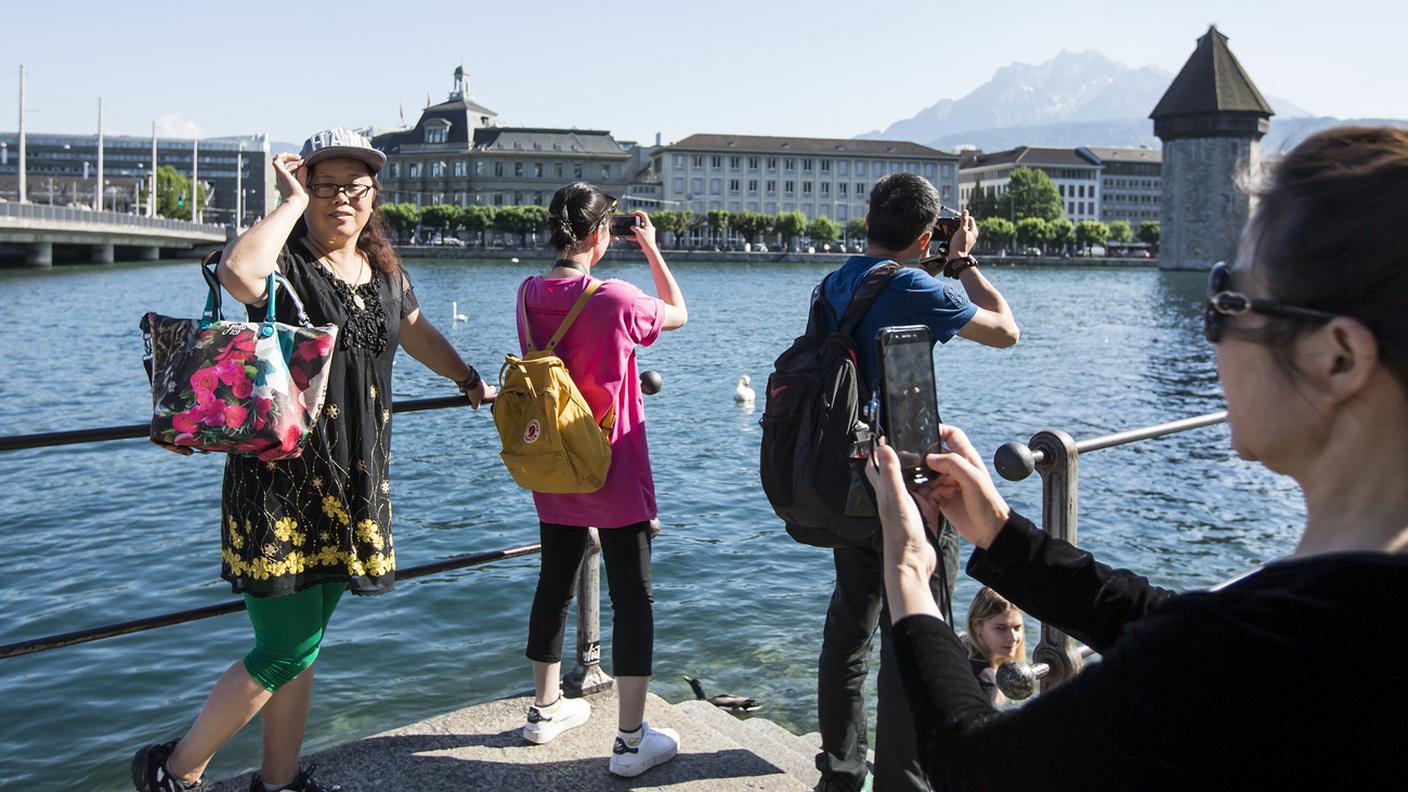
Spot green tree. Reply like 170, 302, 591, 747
1137, 220, 1160, 252
146, 165, 210, 220
492, 205, 520, 245
420, 204, 460, 241
1015, 217, 1050, 250
378, 202, 421, 242
1107, 219, 1133, 244
967, 182, 998, 220
844, 218, 867, 245
497, 205, 548, 247
774, 210, 807, 250
1075, 219, 1111, 250
978, 217, 1015, 252
461, 204, 497, 247
705, 209, 731, 247
807, 216, 840, 245
1048, 217, 1075, 252
998, 167, 1063, 222
732, 212, 774, 245
651, 211, 677, 247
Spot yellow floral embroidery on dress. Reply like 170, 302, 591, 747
369, 384, 378, 399
326, 404, 340, 419
355, 519, 384, 550
292, 529, 307, 547
365, 552, 392, 577
262, 542, 280, 558
312, 476, 324, 490
379, 479, 390, 495
320, 494, 350, 525
382, 409, 390, 424
273, 517, 297, 542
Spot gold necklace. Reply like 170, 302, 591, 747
319, 253, 369, 311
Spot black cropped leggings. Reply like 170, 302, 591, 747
525, 520, 654, 677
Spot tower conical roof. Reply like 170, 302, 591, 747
1151, 26, 1274, 119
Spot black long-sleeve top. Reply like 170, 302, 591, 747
891, 511, 1408, 790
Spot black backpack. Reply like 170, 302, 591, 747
759, 263, 899, 547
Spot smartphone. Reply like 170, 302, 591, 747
609, 214, 642, 236
876, 325, 942, 481
932, 205, 963, 242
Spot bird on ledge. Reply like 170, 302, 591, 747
684, 675, 761, 712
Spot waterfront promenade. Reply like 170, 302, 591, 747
208, 689, 827, 791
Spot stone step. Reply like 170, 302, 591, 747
742, 715, 822, 767
677, 700, 817, 789
208, 689, 812, 791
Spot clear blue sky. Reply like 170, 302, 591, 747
1, 0, 1400, 145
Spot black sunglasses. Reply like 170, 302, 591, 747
1204, 260, 1341, 343
590, 194, 619, 231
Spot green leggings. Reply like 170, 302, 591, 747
242, 582, 346, 692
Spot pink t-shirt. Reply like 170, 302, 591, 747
516, 274, 665, 528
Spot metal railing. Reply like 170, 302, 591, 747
0, 201, 227, 235
988, 410, 1229, 700
0, 393, 617, 696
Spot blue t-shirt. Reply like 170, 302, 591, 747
820, 255, 977, 388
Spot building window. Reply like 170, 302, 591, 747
923, 163, 935, 178
675, 155, 685, 168
784, 180, 795, 195
555, 162, 564, 178
515, 162, 524, 177
821, 160, 832, 173
838, 182, 848, 195
454, 160, 466, 177
729, 156, 740, 168
691, 178, 704, 194
766, 180, 776, 195
747, 179, 758, 194
941, 163, 953, 179
710, 179, 721, 194
820, 182, 830, 196
784, 158, 795, 171
729, 179, 740, 194
425, 127, 447, 144
856, 161, 867, 176
692, 155, 705, 168
601, 165, 610, 180
766, 157, 778, 170
494, 162, 503, 177
391, 163, 401, 178
673, 177, 685, 193
856, 182, 865, 196
475, 160, 484, 176
408, 162, 421, 178
573, 163, 583, 178
534, 162, 543, 178
711, 155, 722, 169
748, 157, 760, 169
432, 192, 443, 204
802, 158, 813, 172
838, 160, 848, 176
432, 161, 445, 177
803, 182, 813, 195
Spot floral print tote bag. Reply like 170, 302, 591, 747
141, 254, 339, 461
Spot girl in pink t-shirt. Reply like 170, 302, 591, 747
516, 182, 688, 778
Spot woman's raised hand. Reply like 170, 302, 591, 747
915, 425, 1010, 550
630, 210, 659, 253
272, 153, 309, 204
865, 441, 938, 579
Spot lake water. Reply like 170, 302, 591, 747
0, 254, 1305, 789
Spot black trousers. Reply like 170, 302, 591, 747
525, 521, 654, 677
816, 521, 959, 792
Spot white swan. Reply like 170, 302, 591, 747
735, 375, 756, 404
451, 301, 468, 322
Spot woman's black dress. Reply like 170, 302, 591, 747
220, 239, 416, 598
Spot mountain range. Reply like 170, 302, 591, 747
857, 50, 1404, 155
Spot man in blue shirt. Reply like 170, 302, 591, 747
814, 173, 1019, 792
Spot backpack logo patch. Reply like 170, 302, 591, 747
524, 419, 541, 444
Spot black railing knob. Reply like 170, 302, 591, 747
994, 441, 1036, 481
640, 370, 663, 395
996, 658, 1045, 701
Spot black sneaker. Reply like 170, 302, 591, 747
249, 764, 342, 792
131, 740, 204, 792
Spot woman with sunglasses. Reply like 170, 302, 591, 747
864, 126, 1408, 790
514, 181, 687, 777
132, 129, 494, 792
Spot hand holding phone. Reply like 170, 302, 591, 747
609, 214, 643, 237
876, 325, 942, 481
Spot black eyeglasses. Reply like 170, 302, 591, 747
1204, 260, 1341, 343
310, 182, 375, 200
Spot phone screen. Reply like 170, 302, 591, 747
609, 215, 640, 236
878, 326, 941, 478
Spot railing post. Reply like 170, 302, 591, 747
1028, 429, 1086, 693
563, 527, 613, 696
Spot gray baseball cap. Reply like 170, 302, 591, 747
299, 127, 387, 174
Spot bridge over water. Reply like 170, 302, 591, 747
0, 202, 227, 267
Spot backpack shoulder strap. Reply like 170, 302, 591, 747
545, 279, 603, 353
836, 263, 900, 336
518, 278, 538, 352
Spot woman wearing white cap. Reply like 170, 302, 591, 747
131, 128, 495, 792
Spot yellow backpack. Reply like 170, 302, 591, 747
492, 279, 616, 493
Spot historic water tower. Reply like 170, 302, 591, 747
1151, 27, 1274, 271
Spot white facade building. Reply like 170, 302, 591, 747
958, 146, 1103, 223
651, 134, 959, 224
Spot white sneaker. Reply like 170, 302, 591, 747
608, 722, 680, 778
522, 696, 591, 745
